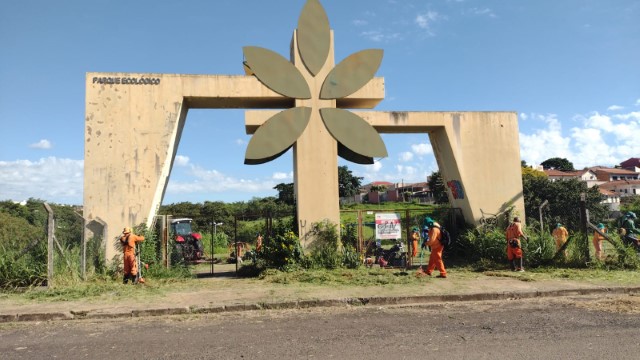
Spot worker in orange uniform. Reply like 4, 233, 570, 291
506, 217, 528, 272
552, 223, 569, 258
410, 227, 420, 258
256, 233, 263, 252
593, 223, 607, 261
120, 227, 145, 284
423, 218, 447, 278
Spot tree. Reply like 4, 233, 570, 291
522, 174, 607, 232
369, 184, 388, 193
427, 171, 448, 204
521, 166, 547, 179
338, 166, 363, 198
274, 183, 295, 206
541, 157, 575, 171
160, 201, 202, 217
620, 195, 640, 215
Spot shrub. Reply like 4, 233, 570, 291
258, 231, 303, 270
341, 223, 358, 249
0, 241, 47, 288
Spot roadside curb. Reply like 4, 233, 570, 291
2, 286, 639, 324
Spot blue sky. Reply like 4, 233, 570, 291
1, 0, 639, 205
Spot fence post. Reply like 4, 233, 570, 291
405, 209, 412, 267
234, 216, 239, 276
539, 200, 549, 236
72, 211, 87, 281
357, 210, 363, 254
163, 215, 169, 268
43, 203, 54, 288
81, 217, 86, 280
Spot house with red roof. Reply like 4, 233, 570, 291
620, 157, 640, 172
592, 167, 639, 182
543, 169, 601, 188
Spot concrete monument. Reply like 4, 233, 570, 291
85, 0, 524, 261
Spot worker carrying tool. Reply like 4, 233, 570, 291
120, 227, 145, 284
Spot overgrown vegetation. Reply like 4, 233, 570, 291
2, 173, 640, 292
456, 220, 640, 271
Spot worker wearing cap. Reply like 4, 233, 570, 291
410, 227, 420, 258
552, 223, 569, 258
621, 212, 639, 249
593, 223, 607, 261
506, 217, 528, 271
423, 218, 447, 278
120, 227, 145, 284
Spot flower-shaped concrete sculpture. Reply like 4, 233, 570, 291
243, 0, 388, 165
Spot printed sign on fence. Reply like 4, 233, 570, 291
375, 213, 402, 240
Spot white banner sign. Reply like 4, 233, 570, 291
375, 213, 402, 240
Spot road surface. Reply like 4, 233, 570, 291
1, 295, 639, 359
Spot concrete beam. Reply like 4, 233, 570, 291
84, 72, 385, 261
246, 110, 525, 225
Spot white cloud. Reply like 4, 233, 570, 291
174, 155, 190, 166
352, 19, 367, 26
569, 127, 616, 167
581, 112, 613, 130
519, 114, 572, 166
360, 30, 402, 42
29, 139, 52, 149
613, 111, 640, 121
359, 160, 383, 182
635, 98, 640, 106
235, 138, 247, 146
411, 143, 433, 155
0, 157, 83, 204
272, 172, 291, 180
395, 164, 417, 177
399, 151, 414, 162
468, 7, 497, 18
166, 164, 277, 195
608, 105, 624, 111
520, 107, 640, 169
415, 11, 440, 30
370, 161, 383, 172
519, 113, 528, 121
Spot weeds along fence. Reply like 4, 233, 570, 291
339, 207, 464, 267
5, 202, 636, 289
151, 211, 296, 274
0, 202, 106, 289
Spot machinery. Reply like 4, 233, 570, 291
170, 218, 205, 262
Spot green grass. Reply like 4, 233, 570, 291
2, 265, 639, 304
5, 275, 200, 303
260, 267, 427, 286
258, 264, 640, 286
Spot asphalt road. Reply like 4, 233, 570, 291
1, 296, 639, 360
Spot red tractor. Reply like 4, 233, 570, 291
171, 218, 205, 262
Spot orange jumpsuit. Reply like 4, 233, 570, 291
411, 231, 420, 258
120, 233, 145, 277
593, 228, 606, 260
425, 224, 446, 277
505, 222, 524, 260
552, 226, 569, 257
256, 234, 263, 252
